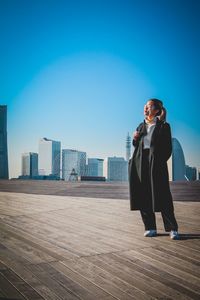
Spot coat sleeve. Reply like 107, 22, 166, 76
162, 123, 172, 161
132, 123, 143, 147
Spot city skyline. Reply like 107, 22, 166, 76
17, 133, 197, 181
1, 0, 199, 178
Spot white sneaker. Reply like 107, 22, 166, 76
144, 230, 157, 237
170, 230, 179, 240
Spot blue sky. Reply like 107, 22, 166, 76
0, 0, 199, 178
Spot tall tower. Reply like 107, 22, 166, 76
0, 105, 9, 179
126, 132, 131, 161
22, 152, 38, 177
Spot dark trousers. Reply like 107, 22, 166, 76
140, 210, 178, 231
140, 149, 178, 231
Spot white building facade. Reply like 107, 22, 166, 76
107, 157, 128, 181
62, 149, 86, 181
38, 138, 61, 178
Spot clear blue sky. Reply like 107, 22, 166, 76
0, 0, 199, 178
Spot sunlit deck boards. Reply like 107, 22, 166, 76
0, 192, 200, 299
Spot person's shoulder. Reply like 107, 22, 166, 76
164, 121, 170, 127
160, 121, 171, 130
137, 122, 144, 129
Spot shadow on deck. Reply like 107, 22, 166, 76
0, 190, 200, 299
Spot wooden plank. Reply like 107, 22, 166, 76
38, 262, 117, 300
0, 268, 43, 300
0, 222, 79, 261
0, 259, 62, 300
116, 250, 200, 300
138, 246, 200, 278
155, 245, 200, 265
24, 263, 84, 300
0, 272, 26, 299
83, 253, 191, 300
52, 260, 129, 300
61, 257, 160, 300
0, 232, 57, 265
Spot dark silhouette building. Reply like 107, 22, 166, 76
0, 105, 9, 179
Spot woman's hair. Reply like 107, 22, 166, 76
148, 98, 166, 121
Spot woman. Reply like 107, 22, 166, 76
129, 99, 179, 239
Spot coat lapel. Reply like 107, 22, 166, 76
150, 119, 162, 148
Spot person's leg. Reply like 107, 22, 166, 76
140, 210, 157, 230
161, 209, 178, 232
140, 149, 156, 236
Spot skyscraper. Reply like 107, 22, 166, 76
38, 138, 61, 178
87, 158, 104, 176
185, 165, 197, 181
126, 132, 131, 161
107, 157, 128, 181
171, 137, 186, 181
21, 152, 38, 177
62, 149, 86, 181
0, 105, 9, 179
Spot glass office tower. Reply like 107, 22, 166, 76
172, 137, 186, 181
22, 152, 38, 177
62, 149, 86, 181
107, 157, 128, 181
0, 105, 9, 179
87, 158, 104, 176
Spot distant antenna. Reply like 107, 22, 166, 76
69, 168, 78, 181
126, 132, 131, 161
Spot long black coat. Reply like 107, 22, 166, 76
129, 118, 174, 212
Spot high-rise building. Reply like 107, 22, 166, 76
62, 149, 86, 181
169, 138, 186, 181
21, 152, 38, 177
87, 158, 104, 176
126, 132, 131, 161
107, 156, 128, 181
0, 105, 9, 179
38, 138, 61, 178
185, 165, 197, 181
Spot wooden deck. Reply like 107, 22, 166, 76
1, 180, 200, 201
0, 191, 199, 299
